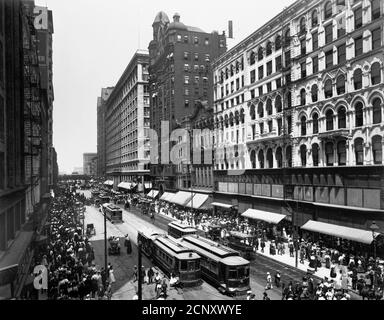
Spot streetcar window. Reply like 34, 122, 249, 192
188, 261, 195, 271
180, 261, 187, 271
246, 267, 250, 277
210, 261, 218, 274
195, 260, 200, 269
229, 269, 237, 279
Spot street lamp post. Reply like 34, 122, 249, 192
370, 221, 380, 288
104, 206, 108, 275
137, 233, 143, 300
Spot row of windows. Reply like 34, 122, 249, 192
183, 52, 210, 62
176, 34, 210, 46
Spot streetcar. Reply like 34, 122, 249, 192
102, 203, 123, 223
224, 231, 256, 260
98, 194, 111, 204
168, 222, 197, 239
138, 230, 201, 287
176, 235, 250, 296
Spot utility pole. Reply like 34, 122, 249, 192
104, 206, 108, 274
137, 236, 143, 300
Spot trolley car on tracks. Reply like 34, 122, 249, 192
138, 230, 202, 287
175, 235, 250, 296
168, 222, 197, 239
102, 203, 123, 223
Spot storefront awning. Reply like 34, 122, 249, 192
301, 220, 379, 245
211, 202, 235, 209
185, 193, 210, 209
103, 180, 113, 186
147, 190, 159, 198
169, 191, 193, 206
160, 192, 176, 202
118, 182, 131, 190
241, 209, 287, 224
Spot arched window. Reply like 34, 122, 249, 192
326, 109, 334, 131
258, 47, 264, 61
324, 1, 333, 20
371, 62, 381, 85
276, 147, 283, 168
372, 135, 382, 164
311, 84, 318, 102
250, 104, 256, 120
266, 42, 272, 56
286, 146, 292, 167
373, 98, 382, 124
353, 69, 362, 90
267, 148, 273, 168
312, 143, 319, 166
224, 114, 229, 128
275, 95, 282, 113
337, 140, 346, 165
312, 10, 318, 27
250, 150, 256, 168
371, 0, 381, 20
258, 150, 265, 169
300, 145, 307, 166
301, 116, 307, 136
355, 102, 364, 127
275, 35, 282, 50
300, 88, 306, 106
266, 99, 273, 115
300, 17, 306, 34
336, 75, 345, 95
258, 102, 264, 118
324, 79, 333, 98
240, 109, 245, 123
338, 106, 346, 128
235, 111, 240, 125
229, 112, 234, 126
312, 113, 319, 134
355, 138, 364, 165
250, 51, 256, 65
325, 142, 334, 166
284, 29, 291, 47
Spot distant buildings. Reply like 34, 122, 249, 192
97, 87, 114, 177
0, 0, 56, 299
83, 153, 97, 176
73, 167, 84, 175
148, 12, 227, 192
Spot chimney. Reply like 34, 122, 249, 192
173, 13, 180, 22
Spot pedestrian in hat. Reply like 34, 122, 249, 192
266, 272, 273, 290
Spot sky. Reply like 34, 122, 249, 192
36, 0, 296, 174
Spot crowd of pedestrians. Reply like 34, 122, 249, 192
23, 186, 116, 300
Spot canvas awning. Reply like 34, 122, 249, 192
169, 191, 193, 206
160, 192, 176, 202
241, 209, 287, 224
147, 190, 159, 198
185, 193, 210, 209
301, 220, 379, 244
103, 180, 113, 186
118, 182, 132, 190
211, 202, 235, 209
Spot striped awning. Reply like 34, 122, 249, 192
241, 209, 287, 224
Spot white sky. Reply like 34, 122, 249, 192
37, 0, 296, 174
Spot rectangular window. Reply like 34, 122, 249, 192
250, 70, 256, 83
338, 44, 346, 64
284, 51, 291, 68
258, 66, 264, 80
268, 120, 273, 133
372, 0, 381, 20
372, 28, 381, 50
313, 56, 319, 73
251, 90, 255, 99
258, 86, 263, 96
267, 82, 272, 92
276, 78, 281, 88
275, 56, 282, 71
301, 39, 306, 55
267, 61, 272, 76
236, 78, 240, 90
354, 7, 362, 29
354, 36, 362, 57
325, 24, 333, 44
241, 75, 244, 87
312, 31, 318, 50
325, 50, 333, 69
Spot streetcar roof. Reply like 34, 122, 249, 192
179, 236, 240, 262
102, 203, 122, 211
229, 231, 254, 239
168, 222, 197, 233
155, 236, 194, 254
221, 256, 250, 266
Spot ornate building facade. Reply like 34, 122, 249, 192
212, 0, 384, 235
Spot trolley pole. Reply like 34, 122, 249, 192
138, 239, 143, 300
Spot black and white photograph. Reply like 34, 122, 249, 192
0, 0, 384, 308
